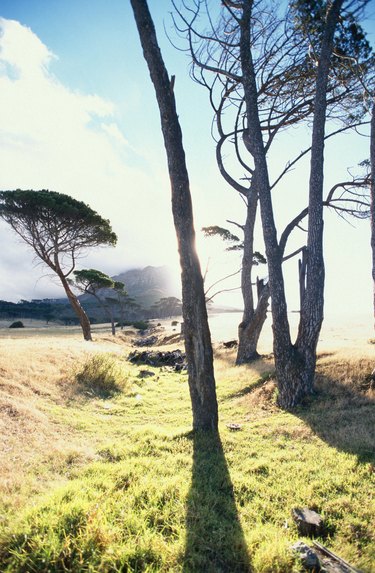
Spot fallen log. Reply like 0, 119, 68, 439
313, 541, 363, 573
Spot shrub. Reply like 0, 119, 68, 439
132, 321, 149, 331
74, 354, 127, 398
9, 321, 24, 329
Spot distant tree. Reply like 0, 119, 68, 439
0, 189, 117, 341
72, 269, 120, 336
111, 281, 129, 329
131, 0, 218, 430
150, 296, 182, 318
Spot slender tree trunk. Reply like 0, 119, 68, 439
108, 307, 116, 336
90, 293, 116, 336
370, 102, 375, 329
240, 1, 292, 368
237, 279, 270, 364
58, 273, 92, 341
239, 0, 343, 408
131, 0, 218, 430
236, 184, 269, 363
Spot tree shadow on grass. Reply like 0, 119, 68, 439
295, 367, 375, 464
183, 431, 251, 573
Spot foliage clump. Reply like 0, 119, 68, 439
132, 321, 149, 331
9, 321, 24, 329
74, 354, 128, 398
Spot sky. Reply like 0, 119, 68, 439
0, 0, 374, 325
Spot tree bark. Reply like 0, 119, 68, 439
236, 186, 269, 364
58, 273, 92, 341
236, 278, 269, 364
131, 0, 218, 431
370, 102, 375, 329
235, 179, 269, 364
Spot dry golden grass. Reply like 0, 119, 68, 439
0, 332, 132, 519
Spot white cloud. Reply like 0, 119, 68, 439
0, 18, 55, 79
0, 18, 179, 302
101, 122, 130, 146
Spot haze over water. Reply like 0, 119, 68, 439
207, 311, 374, 353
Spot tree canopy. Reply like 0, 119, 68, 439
0, 189, 117, 340
0, 190, 117, 270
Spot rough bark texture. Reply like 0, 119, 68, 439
236, 278, 269, 364
287, 0, 344, 406
58, 273, 92, 341
240, 0, 343, 408
131, 0, 218, 430
371, 102, 375, 329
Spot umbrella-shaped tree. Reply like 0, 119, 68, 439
72, 269, 124, 336
0, 189, 117, 341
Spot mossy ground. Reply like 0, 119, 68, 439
0, 332, 374, 572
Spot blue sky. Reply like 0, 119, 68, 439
0, 1, 374, 325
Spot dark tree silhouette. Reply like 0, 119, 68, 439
131, 0, 218, 430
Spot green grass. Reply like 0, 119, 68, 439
0, 342, 374, 572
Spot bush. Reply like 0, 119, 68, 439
171, 320, 178, 326
9, 321, 24, 329
132, 321, 149, 331
74, 354, 128, 398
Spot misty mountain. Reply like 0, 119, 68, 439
113, 266, 178, 309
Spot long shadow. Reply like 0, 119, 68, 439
183, 431, 252, 573
295, 368, 375, 464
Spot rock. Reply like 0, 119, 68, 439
133, 335, 159, 347
223, 339, 238, 348
226, 423, 242, 431
138, 370, 155, 378
292, 508, 324, 538
291, 541, 321, 571
128, 349, 187, 371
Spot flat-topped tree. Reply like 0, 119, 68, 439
0, 189, 117, 341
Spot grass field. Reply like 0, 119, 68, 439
0, 326, 374, 572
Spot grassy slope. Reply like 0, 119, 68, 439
0, 331, 374, 572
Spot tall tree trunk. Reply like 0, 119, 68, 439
370, 102, 375, 329
58, 273, 92, 341
289, 0, 344, 404
131, 0, 218, 431
239, 0, 343, 408
240, 1, 292, 371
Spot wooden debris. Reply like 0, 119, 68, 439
313, 541, 363, 573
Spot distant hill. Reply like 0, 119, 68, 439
112, 266, 178, 309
